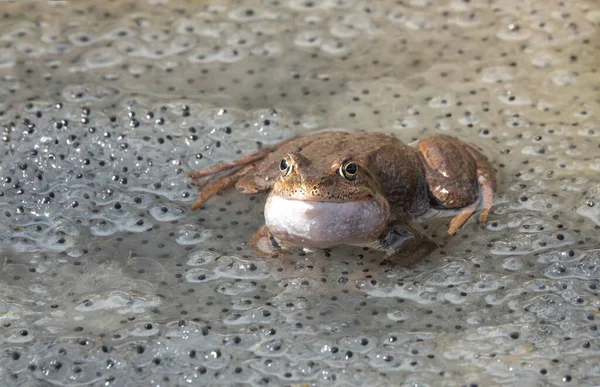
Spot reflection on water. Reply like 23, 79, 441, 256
0, 0, 599, 385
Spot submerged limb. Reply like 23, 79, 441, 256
250, 225, 284, 258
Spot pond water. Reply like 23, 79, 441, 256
0, 0, 599, 385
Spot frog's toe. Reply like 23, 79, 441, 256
448, 172, 495, 234
477, 173, 495, 224
479, 208, 490, 223
447, 201, 478, 235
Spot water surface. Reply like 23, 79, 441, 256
0, 0, 599, 385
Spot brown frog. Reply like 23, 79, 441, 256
188, 131, 497, 259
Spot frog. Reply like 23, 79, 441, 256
188, 131, 497, 259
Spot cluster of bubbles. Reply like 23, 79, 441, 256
0, 0, 599, 385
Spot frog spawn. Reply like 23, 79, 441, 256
0, 0, 599, 386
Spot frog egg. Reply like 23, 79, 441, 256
0, 0, 596, 386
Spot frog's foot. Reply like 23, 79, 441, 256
447, 173, 495, 235
447, 202, 478, 236
188, 135, 302, 180
377, 223, 438, 266
190, 164, 254, 210
188, 147, 274, 180
250, 225, 283, 258
189, 136, 305, 209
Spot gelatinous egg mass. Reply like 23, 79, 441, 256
0, 1, 598, 386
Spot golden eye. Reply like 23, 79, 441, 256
339, 161, 358, 180
279, 157, 292, 177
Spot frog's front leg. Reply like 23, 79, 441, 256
190, 164, 255, 210
418, 134, 497, 235
250, 225, 284, 257
376, 222, 438, 265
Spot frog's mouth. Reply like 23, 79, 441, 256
263, 195, 390, 249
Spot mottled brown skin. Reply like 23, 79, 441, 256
188, 131, 498, 259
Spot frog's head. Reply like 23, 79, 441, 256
264, 152, 390, 248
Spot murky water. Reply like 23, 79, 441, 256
0, 0, 599, 385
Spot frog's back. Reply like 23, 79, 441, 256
349, 132, 431, 217
301, 131, 407, 160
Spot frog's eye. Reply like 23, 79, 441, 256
279, 157, 292, 177
339, 161, 358, 180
